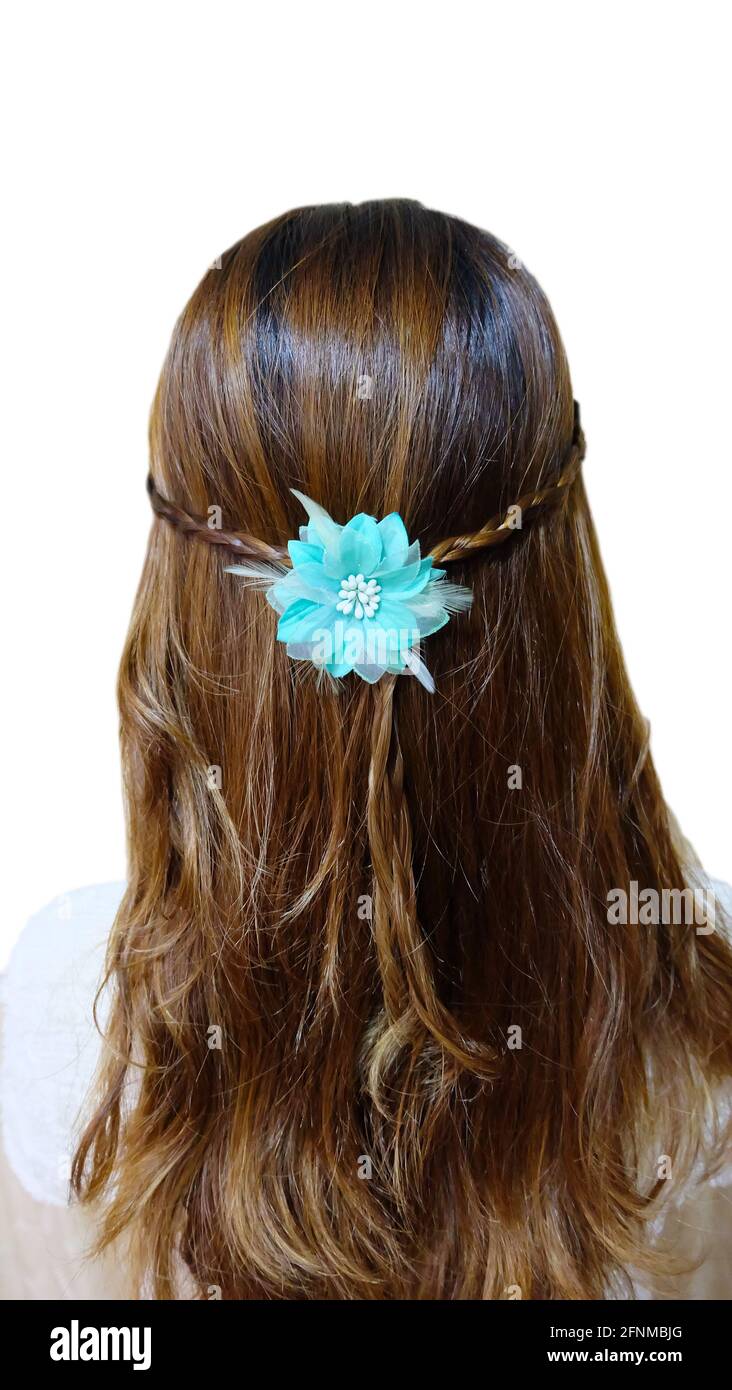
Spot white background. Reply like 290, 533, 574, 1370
0, 1, 729, 966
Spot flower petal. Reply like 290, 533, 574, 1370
379, 555, 434, 598
277, 599, 338, 645
338, 513, 382, 577
372, 538, 421, 579
288, 539, 325, 568
370, 599, 423, 658
411, 609, 450, 639
267, 563, 338, 611
286, 643, 354, 677
377, 513, 409, 566
281, 560, 339, 594
353, 663, 389, 684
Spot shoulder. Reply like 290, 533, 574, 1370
0, 882, 124, 1206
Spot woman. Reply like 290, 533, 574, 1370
3, 200, 731, 1299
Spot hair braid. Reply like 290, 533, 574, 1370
429, 416, 586, 565
148, 408, 584, 573
146, 475, 289, 563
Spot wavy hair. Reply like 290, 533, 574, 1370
73, 200, 732, 1298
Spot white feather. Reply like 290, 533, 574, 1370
224, 560, 289, 588
291, 489, 342, 550
403, 647, 436, 693
428, 578, 473, 613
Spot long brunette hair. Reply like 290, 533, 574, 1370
73, 200, 732, 1298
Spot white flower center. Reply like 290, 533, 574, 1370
336, 573, 381, 620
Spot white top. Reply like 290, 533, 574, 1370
0, 881, 124, 1206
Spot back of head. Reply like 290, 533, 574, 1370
74, 200, 732, 1298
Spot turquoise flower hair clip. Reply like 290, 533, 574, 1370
225, 491, 472, 693
148, 403, 584, 692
